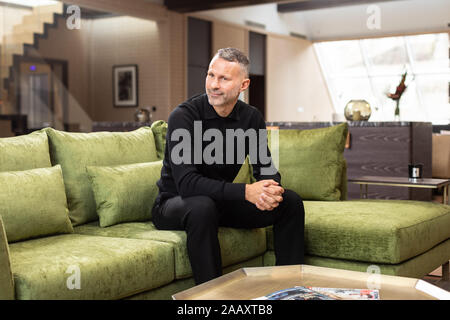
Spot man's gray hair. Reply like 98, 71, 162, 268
214, 47, 250, 78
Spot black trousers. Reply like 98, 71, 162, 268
152, 189, 305, 284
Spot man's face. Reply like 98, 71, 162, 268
205, 57, 249, 108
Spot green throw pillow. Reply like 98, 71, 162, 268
232, 156, 256, 184
269, 123, 348, 201
0, 165, 73, 243
151, 120, 168, 160
87, 161, 163, 228
45, 127, 159, 226
0, 129, 51, 172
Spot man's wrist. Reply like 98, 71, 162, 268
224, 182, 246, 201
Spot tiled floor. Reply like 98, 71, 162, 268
422, 263, 450, 292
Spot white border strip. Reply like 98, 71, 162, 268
415, 280, 450, 300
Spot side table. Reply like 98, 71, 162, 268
348, 176, 450, 205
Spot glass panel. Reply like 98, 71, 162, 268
316, 41, 367, 77
363, 37, 410, 76
416, 74, 450, 124
328, 77, 374, 114
315, 32, 450, 124
370, 76, 422, 121
407, 33, 450, 73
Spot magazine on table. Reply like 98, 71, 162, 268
253, 286, 380, 300
305, 287, 380, 300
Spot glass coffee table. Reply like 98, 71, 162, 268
172, 265, 450, 300
348, 176, 450, 205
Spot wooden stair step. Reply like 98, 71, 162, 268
1, 54, 14, 69
3, 33, 35, 44
32, 3, 64, 15
1, 42, 24, 55
13, 22, 45, 35
22, 11, 55, 25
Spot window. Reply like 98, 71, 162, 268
315, 33, 450, 124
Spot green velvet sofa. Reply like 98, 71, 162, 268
0, 121, 449, 300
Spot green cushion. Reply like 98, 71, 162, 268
267, 200, 450, 264
0, 165, 73, 243
87, 161, 163, 227
0, 130, 51, 172
150, 120, 168, 160
74, 221, 267, 279
302, 200, 450, 264
128, 256, 264, 300
45, 127, 159, 226
232, 156, 256, 184
9, 234, 174, 299
269, 123, 348, 201
264, 238, 450, 279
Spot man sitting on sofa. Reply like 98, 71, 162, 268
152, 47, 305, 284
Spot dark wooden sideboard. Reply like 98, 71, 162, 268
92, 121, 152, 132
0, 115, 27, 136
266, 121, 432, 201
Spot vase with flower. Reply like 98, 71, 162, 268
387, 71, 408, 121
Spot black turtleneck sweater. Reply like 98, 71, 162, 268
155, 93, 281, 205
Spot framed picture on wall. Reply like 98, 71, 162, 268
113, 64, 138, 107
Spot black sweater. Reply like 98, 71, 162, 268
156, 93, 281, 204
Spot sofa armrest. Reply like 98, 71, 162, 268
0, 215, 14, 299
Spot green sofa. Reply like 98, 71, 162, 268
0, 121, 449, 300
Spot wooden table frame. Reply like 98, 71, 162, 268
172, 265, 450, 300
348, 176, 450, 205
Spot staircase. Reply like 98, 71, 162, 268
0, 2, 63, 113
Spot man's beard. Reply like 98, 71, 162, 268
206, 87, 240, 107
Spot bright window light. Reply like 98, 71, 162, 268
315, 33, 450, 124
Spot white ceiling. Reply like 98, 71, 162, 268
193, 0, 450, 41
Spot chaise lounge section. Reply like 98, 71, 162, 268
265, 199, 450, 278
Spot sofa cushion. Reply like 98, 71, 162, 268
151, 120, 168, 160
268, 123, 348, 201
74, 221, 266, 279
45, 127, 159, 226
87, 160, 163, 227
267, 200, 450, 264
9, 234, 174, 299
0, 165, 73, 243
302, 200, 450, 264
0, 130, 51, 172
264, 238, 450, 279
232, 156, 256, 184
